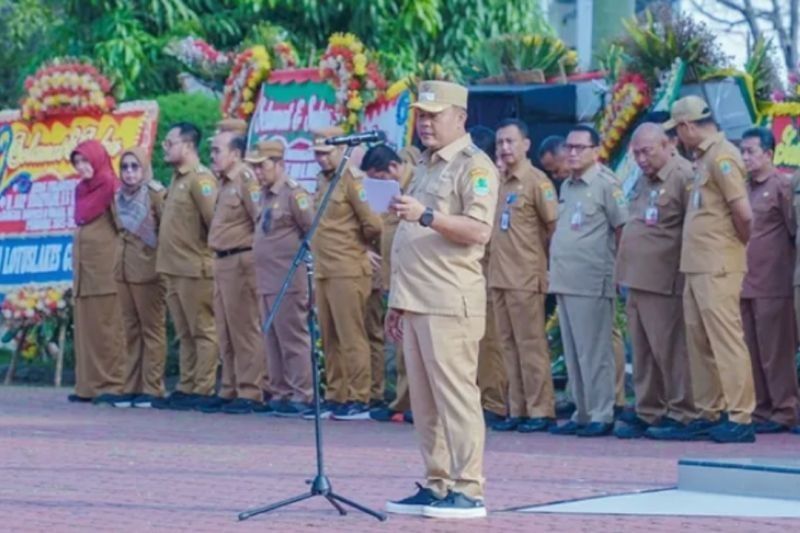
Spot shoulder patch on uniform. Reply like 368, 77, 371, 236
612, 188, 627, 206
469, 167, 491, 197
296, 193, 310, 210
287, 178, 299, 188
147, 180, 165, 192
249, 188, 261, 203
196, 164, 211, 174
540, 182, 556, 201
198, 178, 214, 197
461, 144, 480, 156
354, 182, 367, 202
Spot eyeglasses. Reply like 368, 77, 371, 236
564, 144, 596, 153
121, 162, 140, 171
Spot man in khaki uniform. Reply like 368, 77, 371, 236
469, 126, 510, 425
739, 127, 799, 433
154, 122, 219, 410
549, 125, 628, 438
365, 246, 386, 407
489, 118, 558, 433
385, 81, 497, 519
656, 96, 756, 443
247, 140, 315, 416
201, 125, 266, 414
614, 123, 697, 439
311, 126, 382, 420
361, 144, 419, 422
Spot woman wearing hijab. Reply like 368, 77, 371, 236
115, 147, 168, 407
70, 140, 126, 406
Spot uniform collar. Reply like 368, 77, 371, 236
749, 167, 778, 187
176, 162, 194, 176
505, 159, 533, 182
269, 175, 287, 195
654, 155, 679, 182
696, 131, 725, 155
428, 133, 471, 163
569, 162, 600, 186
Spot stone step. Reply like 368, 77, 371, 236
678, 457, 800, 501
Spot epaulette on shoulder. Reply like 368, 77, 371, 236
461, 143, 480, 156
349, 167, 365, 180
287, 178, 300, 189
196, 164, 212, 176
147, 180, 165, 192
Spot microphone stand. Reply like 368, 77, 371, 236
238, 142, 387, 522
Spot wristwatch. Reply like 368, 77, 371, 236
419, 207, 435, 227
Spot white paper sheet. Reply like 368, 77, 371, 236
362, 177, 401, 213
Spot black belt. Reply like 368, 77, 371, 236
215, 246, 252, 258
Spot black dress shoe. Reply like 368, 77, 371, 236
195, 396, 232, 413
403, 410, 414, 424
577, 422, 614, 437
518, 417, 555, 433
792, 425, 800, 435
221, 398, 261, 414
492, 417, 524, 432
549, 420, 583, 435
483, 410, 505, 425
68, 394, 92, 403
710, 421, 756, 443
754, 420, 790, 434
555, 400, 576, 419
92, 394, 134, 408
614, 417, 649, 439
645, 418, 717, 441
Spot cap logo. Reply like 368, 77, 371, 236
420, 92, 436, 102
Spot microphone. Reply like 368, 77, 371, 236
324, 130, 386, 146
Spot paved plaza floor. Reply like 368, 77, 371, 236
1, 387, 798, 532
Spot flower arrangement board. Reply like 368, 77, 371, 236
248, 68, 412, 192
772, 115, 800, 171
0, 101, 159, 299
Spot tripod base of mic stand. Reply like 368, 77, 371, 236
238, 475, 387, 522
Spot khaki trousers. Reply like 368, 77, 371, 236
317, 276, 371, 404
74, 294, 125, 398
118, 280, 167, 397
627, 289, 696, 424
492, 289, 555, 418
260, 291, 313, 403
478, 297, 508, 416
557, 294, 615, 424
403, 312, 486, 500
613, 324, 626, 406
741, 297, 799, 427
366, 289, 386, 402
164, 274, 218, 396
388, 340, 410, 412
214, 253, 265, 402
683, 272, 755, 424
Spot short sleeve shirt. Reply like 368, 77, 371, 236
488, 159, 557, 292
742, 171, 796, 298
615, 155, 692, 295
549, 163, 628, 298
389, 134, 499, 316
156, 163, 217, 278
680, 133, 748, 274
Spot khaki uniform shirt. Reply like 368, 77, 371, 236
742, 170, 796, 298
389, 134, 499, 316
380, 163, 415, 291
549, 163, 628, 298
114, 181, 166, 284
208, 162, 260, 252
311, 167, 382, 279
73, 207, 119, 297
680, 132, 748, 274
156, 162, 217, 278
615, 155, 692, 295
253, 178, 314, 294
488, 159, 558, 292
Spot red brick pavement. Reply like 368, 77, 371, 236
1, 386, 798, 532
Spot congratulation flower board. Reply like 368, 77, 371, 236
0, 101, 159, 300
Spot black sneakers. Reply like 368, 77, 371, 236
518, 417, 555, 433
273, 400, 311, 417
421, 491, 487, 519
195, 396, 232, 413
753, 420, 790, 434
131, 394, 158, 408
221, 398, 263, 414
483, 410, 505, 426
614, 417, 649, 439
645, 418, 718, 441
709, 421, 756, 443
576, 422, 613, 437
549, 420, 583, 435
92, 394, 134, 408
385, 483, 442, 516
332, 401, 371, 420
67, 394, 92, 403
491, 417, 524, 432
302, 401, 340, 420
369, 407, 403, 422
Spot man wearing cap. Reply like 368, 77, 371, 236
360, 144, 421, 422
489, 118, 558, 433
311, 126, 382, 420
548, 125, 628, 438
247, 140, 315, 416
739, 127, 798, 434
200, 125, 266, 414
385, 80, 498, 519
154, 122, 219, 410
614, 122, 697, 439
655, 95, 756, 443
